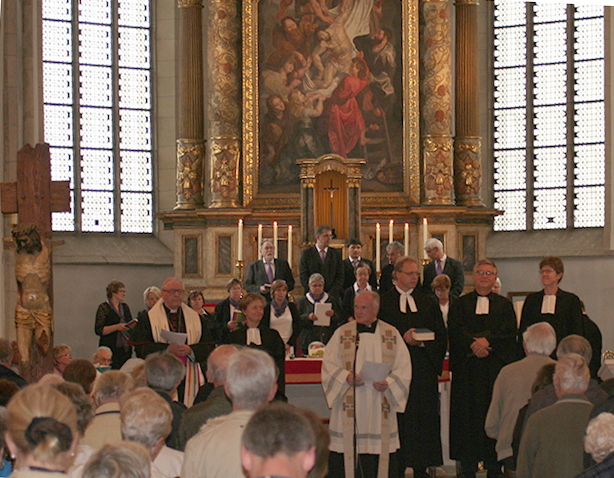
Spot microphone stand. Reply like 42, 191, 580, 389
353, 330, 360, 478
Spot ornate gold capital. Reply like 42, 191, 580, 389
177, 0, 203, 8
175, 139, 205, 209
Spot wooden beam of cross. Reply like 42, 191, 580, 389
0, 143, 70, 382
324, 179, 338, 230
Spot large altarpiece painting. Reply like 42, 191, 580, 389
242, 0, 420, 207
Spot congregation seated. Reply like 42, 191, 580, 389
120, 388, 183, 478
516, 354, 593, 478
81, 370, 135, 449
577, 412, 614, 478
82, 442, 151, 478
62, 359, 97, 395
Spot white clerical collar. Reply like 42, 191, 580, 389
541, 294, 557, 314
395, 286, 417, 313
354, 282, 372, 293
246, 328, 262, 345
475, 295, 490, 315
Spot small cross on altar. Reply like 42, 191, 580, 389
324, 179, 338, 237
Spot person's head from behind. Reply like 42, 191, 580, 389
531, 363, 557, 395
83, 442, 151, 478
206, 344, 238, 387
553, 353, 590, 398
0, 379, 20, 407
63, 359, 97, 395
556, 334, 592, 364
523, 322, 557, 357
52, 382, 95, 438
120, 388, 172, 460
241, 402, 316, 478
144, 352, 186, 394
584, 413, 614, 464
91, 371, 135, 407
6, 385, 78, 471
225, 348, 277, 410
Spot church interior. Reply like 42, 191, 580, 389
0, 0, 613, 368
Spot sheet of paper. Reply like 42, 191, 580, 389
314, 303, 332, 326
359, 361, 392, 389
160, 329, 187, 345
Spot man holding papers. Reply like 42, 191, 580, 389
379, 256, 447, 478
322, 291, 411, 478
131, 276, 215, 407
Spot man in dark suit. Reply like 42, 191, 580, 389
379, 241, 404, 295
422, 238, 465, 299
245, 239, 295, 301
342, 238, 377, 291
299, 225, 344, 299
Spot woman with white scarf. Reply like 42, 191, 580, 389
296, 273, 340, 352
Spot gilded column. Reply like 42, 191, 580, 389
454, 0, 485, 206
420, 0, 455, 205
176, 0, 205, 209
207, 0, 241, 208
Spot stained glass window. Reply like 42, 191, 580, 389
42, 0, 153, 233
493, 1, 604, 231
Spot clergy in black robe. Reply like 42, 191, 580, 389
379, 257, 447, 478
518, 257, 585, 359
226, 292, 287, 400
448, 260, 517, 478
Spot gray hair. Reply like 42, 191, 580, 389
145, 352, 186, 392
523, 322, 557, 356
142, 286, 161, 306
207, 345, 238, 384
120, 388, 172, 448
93, 346, 113, 362
557, 334, 592, 364
308, 273, 325, 286
92, 371, 135, 405
226, 348, 276, 410
260, 238, 274, 248
242, 402, 315, 458
424, 238, 443, 252
584, 413, 614, 463
83, 442, 151, 478
554, 353, 590, 394
0, 339, 12, 363
386, 241, 404, 254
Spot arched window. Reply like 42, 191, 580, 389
493, 1, 605, 231
42, 0, 153, 233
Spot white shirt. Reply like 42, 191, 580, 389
269, 306, 293, 344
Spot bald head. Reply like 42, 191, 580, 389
206, 345, 238, 387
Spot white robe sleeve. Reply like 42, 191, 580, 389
384, 328, 412, 413
322, 328, 351, 410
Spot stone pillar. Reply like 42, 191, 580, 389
176, 0, 205, 209
420, 0, 455, 205
207, 0, 241, 208
454, 0, 485, 206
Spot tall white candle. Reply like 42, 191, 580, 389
422, 218, 428, 259
288, 225, 293, 269
273, 221, 278, 258
389, 219, 394, 243
238, 219, 243, 261
257, 224, 263, 259
404, 223, 409, 256
376, 223, 381, 273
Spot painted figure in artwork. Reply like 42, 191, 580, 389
258, 0, 404, 193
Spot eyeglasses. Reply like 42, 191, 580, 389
162, 289, 184, 295
475, 270, 496, 276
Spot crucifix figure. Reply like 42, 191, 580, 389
324, 179, 338, 237
1, 143, 70, 382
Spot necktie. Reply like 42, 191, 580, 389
266, 261, 274, 283
436, 259, 442, 275
352, 260, 358, 268
320, 249, 326, 263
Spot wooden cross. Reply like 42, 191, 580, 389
0, 143, 70, 382
324, 179, 339, 230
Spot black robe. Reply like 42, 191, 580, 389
518, 288, 584, 357
227, 325, 286, 399
379, 288, 447, 472
448, 291, 517, 464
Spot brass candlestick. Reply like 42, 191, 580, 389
236, 260, 244, 282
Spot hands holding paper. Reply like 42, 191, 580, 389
168, 343, 192, 356
347, 372, 364, 387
